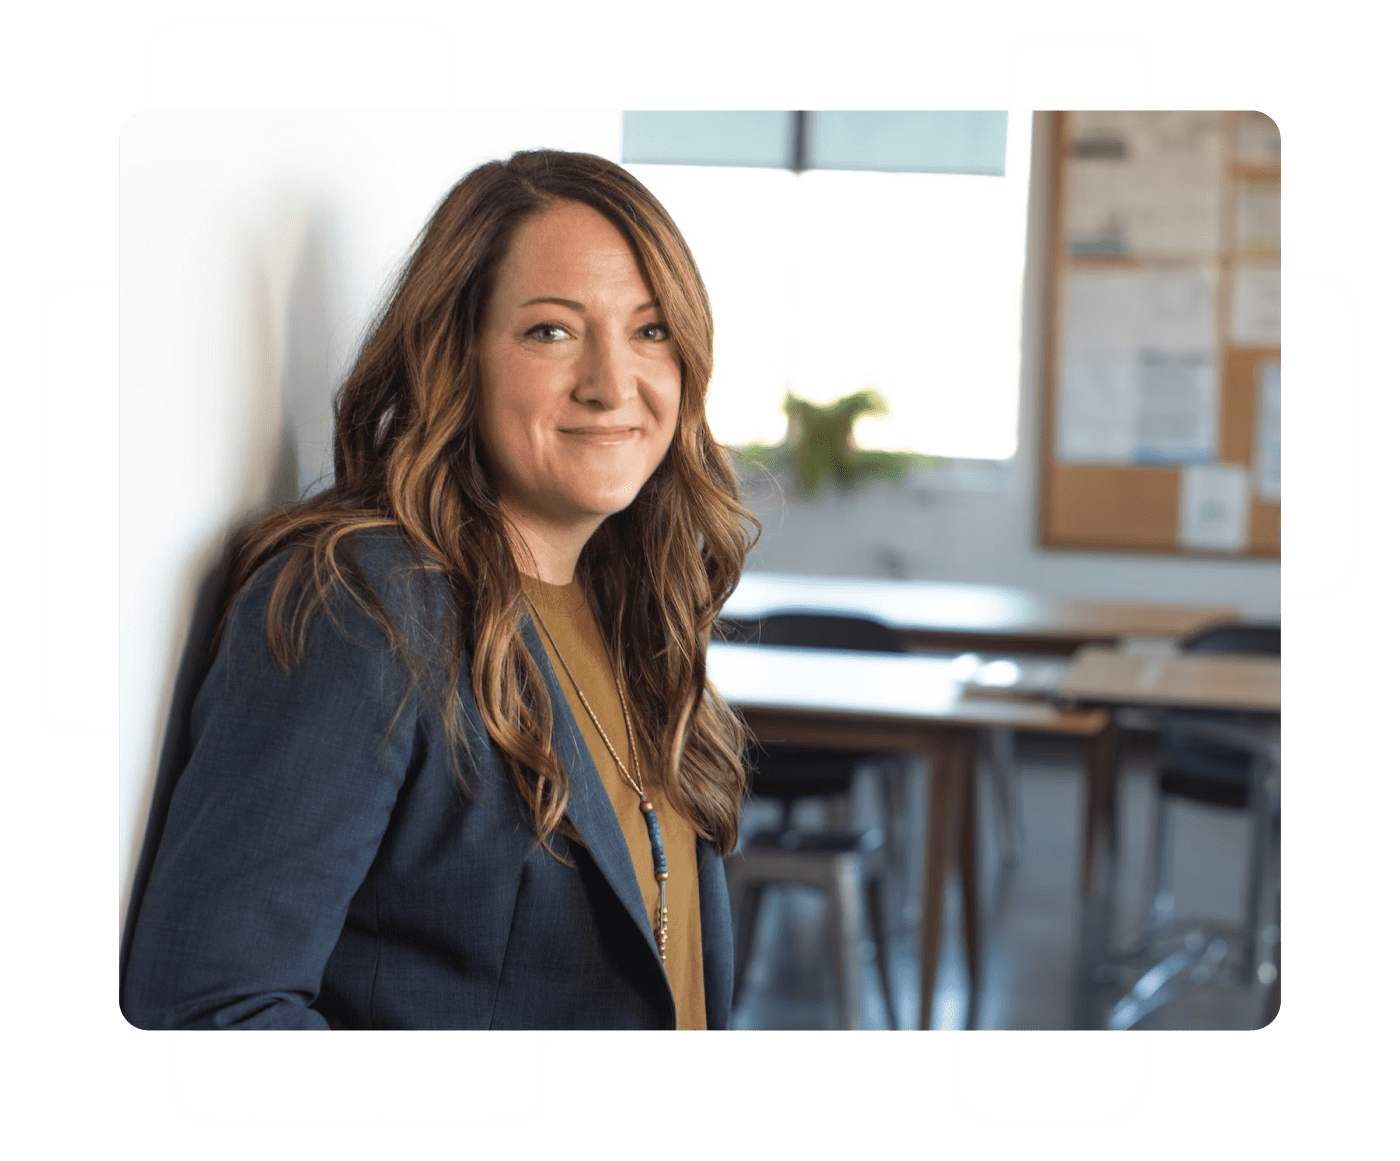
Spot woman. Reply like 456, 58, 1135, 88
121, 149, 757, 1029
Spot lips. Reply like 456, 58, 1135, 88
559, 425, 638, 436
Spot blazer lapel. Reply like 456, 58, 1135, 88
520, 616, 664, 970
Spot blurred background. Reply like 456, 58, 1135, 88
616, 110, 1282, 1030
620, 110, 1277, 594
120, 110, 1280, 1029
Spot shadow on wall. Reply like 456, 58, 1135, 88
121, 209, 344, 988
281, 212, 342, 499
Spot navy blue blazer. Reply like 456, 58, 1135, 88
121, 532, 733, 1029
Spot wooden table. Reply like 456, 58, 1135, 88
707, 642, 1109, 1029
722, 571, 1240, 655
1057, 648, 1280, 712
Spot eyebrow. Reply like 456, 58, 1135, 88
519, 296, 660, 313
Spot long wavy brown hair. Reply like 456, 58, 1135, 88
220, 149, 758, 857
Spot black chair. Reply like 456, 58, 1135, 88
724, 613, 906, 1029
1148, 621, 1282, 963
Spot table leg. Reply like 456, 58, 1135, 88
956, 731, 981, 1027
1079, 729, 1101, 896
919, 732, 955, 1031
1102, 717, 1122, 854
1079, 718, 1121, 895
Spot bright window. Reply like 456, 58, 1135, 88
626, 111, 1033, 460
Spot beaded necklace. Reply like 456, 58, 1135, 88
523, 591, 669, 963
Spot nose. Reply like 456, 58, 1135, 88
573, 327, 635, 410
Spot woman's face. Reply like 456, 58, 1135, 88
477, 200, 682, 540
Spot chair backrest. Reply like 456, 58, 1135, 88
1161, 621, 1278, 805
744, 613, 908, 808
754, 613, 909, 654
1180, 622, 1280, 656
713, 616, 762, 644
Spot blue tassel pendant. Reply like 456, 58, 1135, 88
641, 799, 668, 962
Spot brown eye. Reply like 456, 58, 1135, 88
638, 323, 670, 341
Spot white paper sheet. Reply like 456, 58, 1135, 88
1179, 464, 1250, 552
1230, 265, 1281, 345
1134, 351, 1217, 463
1235, 180, 1280, 256
1057, 268, 1219, 464
1064, 111, 1224, 258
1254, 361, 1281, 501
1056, 270, 1137, 462
1063, 161, 1132, 257
1137, 268, 1217, 350
1057, 351, 1139, 462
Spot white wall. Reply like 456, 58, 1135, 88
740, 112, 1282, 620
119, 113, 624, 924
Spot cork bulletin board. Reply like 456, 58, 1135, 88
1039, 111, 1280, 557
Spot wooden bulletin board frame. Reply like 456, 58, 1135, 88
1038, 111, 1280, 558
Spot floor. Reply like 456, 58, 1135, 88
727, 728, 1280, 1031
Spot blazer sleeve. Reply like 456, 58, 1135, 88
122, 555, 425, 1029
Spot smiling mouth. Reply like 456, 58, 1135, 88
559, 426, 639, 440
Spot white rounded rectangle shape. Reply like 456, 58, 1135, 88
952, 1030, 1148, 1125
172, 1030, 543, 1125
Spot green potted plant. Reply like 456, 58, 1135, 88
737, 388, 930, 498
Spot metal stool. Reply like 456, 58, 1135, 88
726, 824, 893, 1030
725, 613, 907, 1029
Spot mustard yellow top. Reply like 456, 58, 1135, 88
521, 574, 707, 1030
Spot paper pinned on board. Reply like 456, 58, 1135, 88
1235, 180, 1281, 256
1056, 267, 1218, 465
1133, 266, 1217, 463
1254, 361, 1281, 501
1137, 267, 1217, 350
1057, 350, 1139, 462
1056, 269, 1138, 462
1179, 464, 1250, 552
1063, 111, 1224, 259
1134, 351, 1217, 463
1230, 265, 1281, 345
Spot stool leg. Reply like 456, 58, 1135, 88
920, 737, 955, 1031
956, 732, 981, 1028
831, 857, 864, 1029
983, 726, 1019, 865
1102, 719, 1122, 854
1081, 728, 1106, 894
1146, 791, 1173, 940
866, 871, 897, 1029
1081, 719, 1121, 894
999, 727, 1025, 848
882, 758, 915, 937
